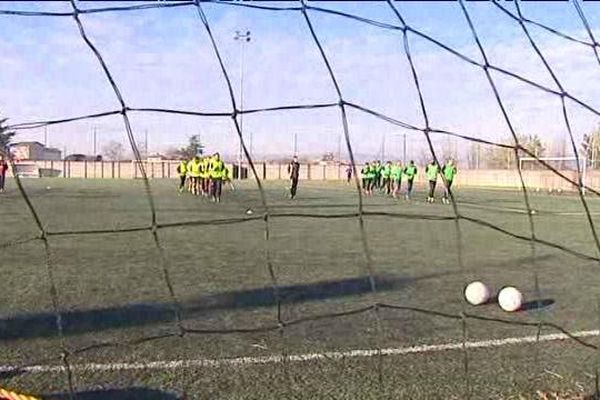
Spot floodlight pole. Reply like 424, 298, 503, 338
391, 133, 407, 161
93, 126, 97, 156
293, 132, 297, 156
235, 30, 251, 179
93, 125, 98, 177
582, 156, 587, 196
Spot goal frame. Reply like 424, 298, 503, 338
519, 156, 588, 195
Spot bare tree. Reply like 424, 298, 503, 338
321, 152, 335, 162
486, 133, 545, 169
102, 141, 126, 161
163, 147, 180, 160
582, 124, 600, 169
467, 142, 482, 169
173, 135, 205, 160
0, 116, 15, 154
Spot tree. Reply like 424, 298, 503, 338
175, 135, 204, 159
467, 142, 482, 169
485, 133, 546, 169
440, 137, 458, 163
521, 133, 545, 158
0, 116, 15, 155
163, 146, 181, 160
582, 124, 600, 169
321, 152, 335, 162
102, 141, 126, 161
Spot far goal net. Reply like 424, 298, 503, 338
519, 156, 589, 194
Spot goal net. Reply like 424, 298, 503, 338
519, 156, 588, 194
1, 1, 600, 399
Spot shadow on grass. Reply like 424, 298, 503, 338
269, 202, 394, 210
0, 272, 450, 341
520, 298, 555, 312
44, 387, 182, 399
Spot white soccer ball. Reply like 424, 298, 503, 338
464, 281, 491, 306
246, 209, 254, 215
46, 186, 51, 190
498, 286, 523, 312
530, 209, 537, 215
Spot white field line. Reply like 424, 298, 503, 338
448, 202, 600, 217
1, 330, 598, 374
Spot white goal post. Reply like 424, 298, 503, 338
519, 156, 588, 195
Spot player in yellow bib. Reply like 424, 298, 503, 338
223, 164, 235, 191
188, 156, 202, 195
185, 158, 194, 193
209, 153, 226, 202
199, 156, 210, 197
176, 159, 188, 193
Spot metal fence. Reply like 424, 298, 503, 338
7, 160, 597, 192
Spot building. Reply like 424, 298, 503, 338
11, 141, 62, 161
64, 154, 102, 162
147, 154, 168, 163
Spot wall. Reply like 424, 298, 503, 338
6, 161, 595, 191
12, 143, 62, 161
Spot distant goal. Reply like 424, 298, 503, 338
519, 156, 588, 195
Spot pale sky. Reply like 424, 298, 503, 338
1, 1, 600, 162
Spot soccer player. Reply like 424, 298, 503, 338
176, 158, 188, 193
442, 159, 458, 205
0, 155, 7, 193
288, 156, 300, 199
371, 161, 380, 194
186, 158, 194, 193
425, 160, 439, 203
188, 156, 202, 195
200, 156, 210, 196
223, 164, 235, 191
404, 160, 417, 200
382, 161, 392, 195
346, 164, 353, 184
363, 162, 372, 195
374, 160, 383, 190
391, 161, 403, 198
361, 162, 370, 192
209, 152, 226, 203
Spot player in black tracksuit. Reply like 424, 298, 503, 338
288, 156, 300, 199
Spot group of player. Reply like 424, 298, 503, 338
176, 152, 233, 203
360, 159, 457, 204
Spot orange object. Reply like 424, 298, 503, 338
0, 387, 40, 400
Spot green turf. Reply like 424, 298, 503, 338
1, 178, 600, 399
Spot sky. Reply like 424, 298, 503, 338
1, 0, 600, 162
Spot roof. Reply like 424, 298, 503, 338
11, 141, 44, 147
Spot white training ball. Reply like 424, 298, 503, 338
246, 209, 254, 215
464, 281, 491, 306
498, 286, 523, 312
530, 209, 537, 215
46, 186, 51, 190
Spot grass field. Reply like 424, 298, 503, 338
2, 177, 600, 399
